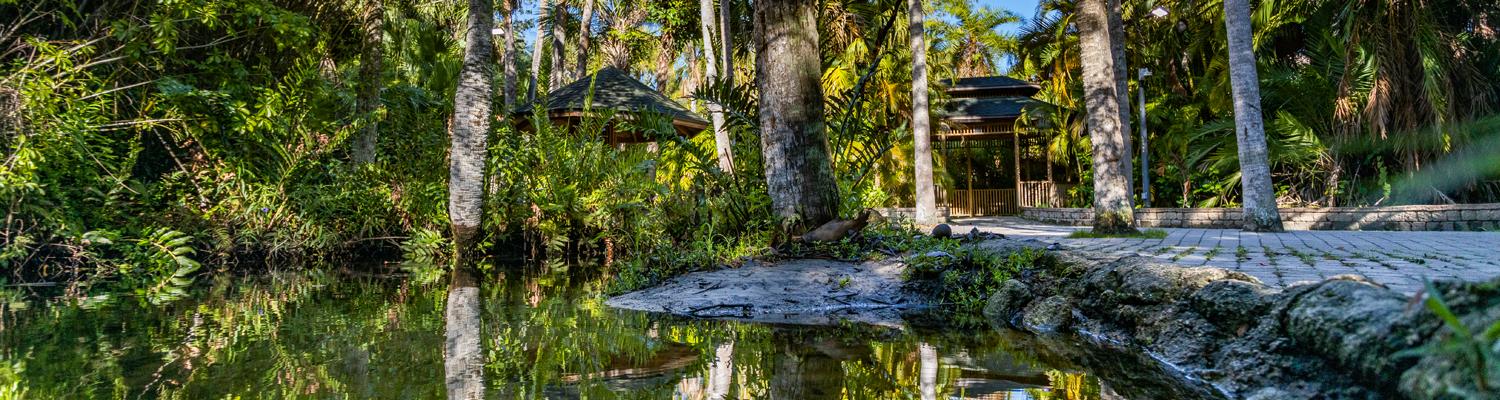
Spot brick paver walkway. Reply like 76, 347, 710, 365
957, 217, 1500, 293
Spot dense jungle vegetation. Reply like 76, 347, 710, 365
1, 0, 1498, 300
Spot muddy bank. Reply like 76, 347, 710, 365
985, 252, 1500, 399
606, 238, 1045, 326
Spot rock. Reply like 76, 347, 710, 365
1086, 258, 1261, 305
929, 224, 951, 239
1021, 295, 1074, 333
800, 209, 874, 243
982, 279, 1033, 323
1280, 279, 1423, 389
921, 250, 954, 259
1046, 242, 1062, 251
1190, 279, 1274, 330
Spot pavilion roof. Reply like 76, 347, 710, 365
517, 67, 709, 129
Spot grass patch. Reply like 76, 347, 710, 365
1236, 246, 1250, 262
1067, 229, 1169, 239
1203, 246, 1223, 261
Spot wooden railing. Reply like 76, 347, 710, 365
938, 189, 1018, 216
1018, 181, 1072, 208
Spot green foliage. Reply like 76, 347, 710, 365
905, 247, 1050, 315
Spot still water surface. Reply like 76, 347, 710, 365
0, 266, 1190, 399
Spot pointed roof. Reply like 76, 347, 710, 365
518, 67, 709, 129
944, 76, 1042, 98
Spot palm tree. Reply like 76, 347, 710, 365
352, 0, 384, 165
575, 0, 597, 79
754, 0, 840, 229
1078, 0, 1136, 234
911, 0, 938, 225
529, 0, 552, 102
1224, 0, 1283, 231
501, 0, 518, 111
930, 0, 1019, 78
699, 0, 732, 172
450, 0, 495, 252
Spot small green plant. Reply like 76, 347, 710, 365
1236, 246, 1250, 262
1171, 247, 1197, 262
1203, 246, 1223, 261
1397, 282, 1499, 396
1288, 248, 1317, 266
1066, 229, 1169, 239
837, 276, 852, 289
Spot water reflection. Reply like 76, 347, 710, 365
0, 266, 1198, 399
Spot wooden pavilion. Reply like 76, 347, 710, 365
936, 76, 1069, 216
513, 67, 709, 145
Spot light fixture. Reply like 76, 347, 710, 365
1150, 6, 1170, 18
491, 28, 506, 36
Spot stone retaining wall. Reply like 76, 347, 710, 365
1021, 204, 1500, 231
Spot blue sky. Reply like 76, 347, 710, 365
979, 0, 1043, 34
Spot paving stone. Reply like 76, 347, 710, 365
958, 217, 1500, 293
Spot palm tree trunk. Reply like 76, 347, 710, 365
1108, 0, 1133, 198
450, 0, 495, 252
700, 0, 733, 172
1079, 0, 1136, 234
719, 0, 734, 83
1224, 0, 1284, 231
549, 1, 569, 88
443, 267, 484, 400
501, 0, 517, 112
528, 0, 551, 102
575, 0, 595, 79
910, 0, 937, 225
352, 0, 384, 165
754, 0, 840, 229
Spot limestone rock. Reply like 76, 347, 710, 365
1021, 295, 1074, 333
982, 279, 1033, 323
1281, 279, 1422, 387
929, 224, 951, 239
1191, 279, 1274, 330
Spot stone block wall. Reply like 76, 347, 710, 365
1020, 204, 1500, 231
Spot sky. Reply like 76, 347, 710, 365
979, 0, 1043, 34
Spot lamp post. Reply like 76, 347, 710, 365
1138, 5, 1168, 208
1139, 67, 1152, 207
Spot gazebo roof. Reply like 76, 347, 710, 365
943, 96, 1040, 124
944, 76, 1042, 98
517, 67, 710, 130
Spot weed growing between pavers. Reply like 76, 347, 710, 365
1171, 247, 1197, 263
1236, 246, 1250, 262
1204, 246, 1223, 262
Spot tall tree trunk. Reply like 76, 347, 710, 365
1224, 0, 1284, 231
450, 0, 495, 251
549, 1, 569, 88
1108, 0, 1133, 198
501, 0, 517, 112
754, 0, 839, 229
700, 0, 733, 172
575, 0, 595, 79
352, 0, 384, 164
443, 267, 484, 400
719, 0, 734, 83
910, 0, 937, 225
1079, 0, 1137, 234
528, 0, 552, 102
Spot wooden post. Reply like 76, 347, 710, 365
1013, 131, 1022, 213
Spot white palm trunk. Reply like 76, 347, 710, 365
1078, 0, 1137, 234
1225, 0, 1284, 231
911, 0, 938, 225
700, 0, 733, 173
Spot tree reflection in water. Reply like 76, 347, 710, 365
0, 265, 1200, 399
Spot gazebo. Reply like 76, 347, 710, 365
514, 67, 709, 145
936, 76, 1068, 216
